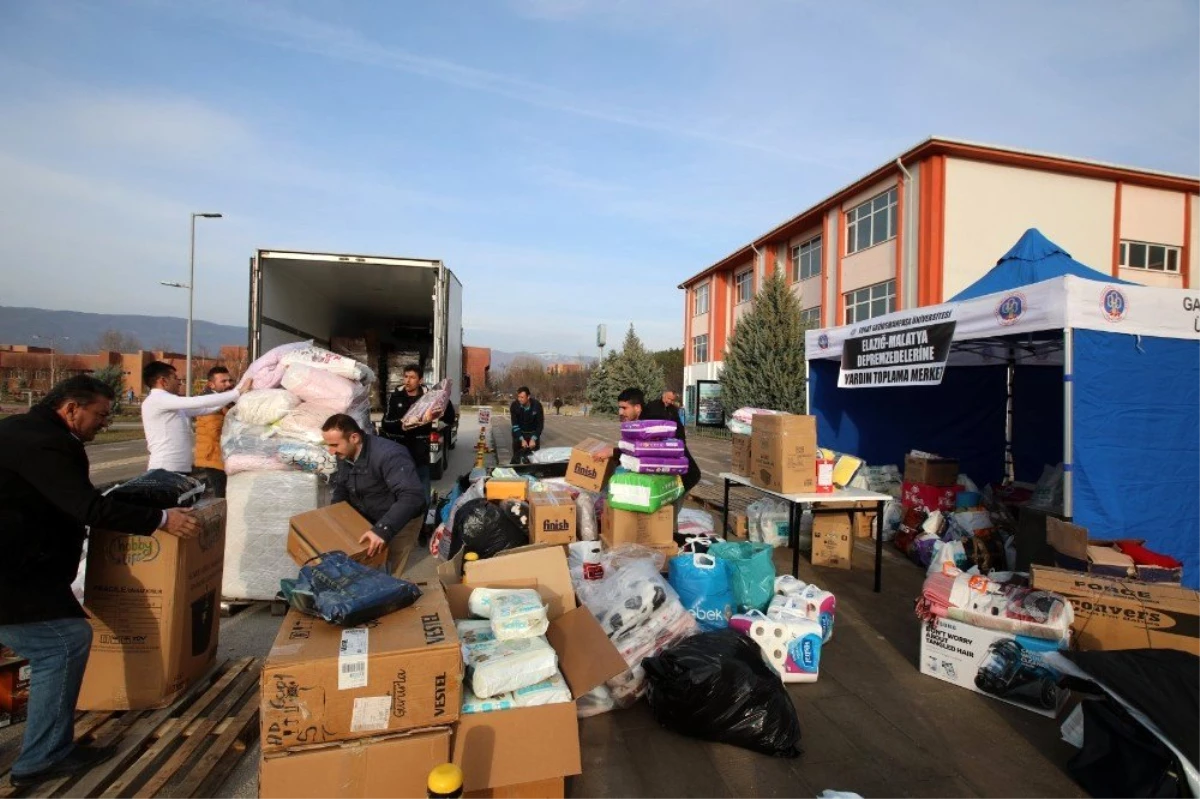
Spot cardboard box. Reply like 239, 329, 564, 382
440, 545, 579, 621
854, 503, 879, 539
486, 479, 528, 502
528, 491, 576, 546
811, 513, 853, 569
259, 727, 451, 799
260, 583, 461, 753
731, 513, 748, 540
465, 777, 565, 799
730, 434, 752, 477
750, 414, 817, 495
0, 657, 30, 729
1031, 566, 1200, 655
603, 504, 674, 546
901, 481, 959, 514
78, 499, 226, 711
1045, 519, 1181, 583
565, 438, 618, 493
288, 502, 388, 569
903, 454, 959, 487
440, 549, 627, 792
919, 618, 1069, 717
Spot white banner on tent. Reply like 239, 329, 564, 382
1068, 280, 1200, 339
837, 308, 958, 388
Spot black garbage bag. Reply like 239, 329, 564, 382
449, 498, 528, 559
643, 628, 802, 758
498, 499, 530, 534
280, 551, 423, 626
103, 469, 205, 509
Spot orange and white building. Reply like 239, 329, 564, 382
679, 136, 1199, 394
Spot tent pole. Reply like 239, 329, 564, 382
1005, 348, 1015, 484
1063, 327, 1073, 519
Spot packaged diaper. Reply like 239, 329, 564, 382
607, 470, 684, 513
511, 671, 573, 707
467, 587, 540, 620
490, 591, 550, 641
461, 685, 516, 715
465, 635, 558, 698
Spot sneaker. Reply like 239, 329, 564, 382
9, 744, 118, 788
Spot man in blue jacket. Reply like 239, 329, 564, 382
509, 387, 544, 464
321, 414, 426, 559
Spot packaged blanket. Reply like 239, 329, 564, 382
402, 378, 452, 429
619, 454, 690, 476
244, 340, 312, 390
618, 438, 684, 456
273, 401, 338, 445
280, 345, 368, 381
235, 389, 300, 426
607, 470, 684, 513
620, 419, 677, 441
464, 635, 559, 698
281, 364, 364, 413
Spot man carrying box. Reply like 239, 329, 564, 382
0, 376, 201, 788
616, 388, 701, 522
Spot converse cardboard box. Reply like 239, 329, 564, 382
731, 434, 752, 477
260, 727, 451, 799
260, 582, 461, 754
751, 414, 817, 495
812, 512, 853, 569
919, 618, 1069, 717
565, 438, 618, 493
1045, 518, 1182, 584
288, 502, 388, 569
78, 499, 226, 711
1031, 566, 1200, 655
528, 490, 577, 546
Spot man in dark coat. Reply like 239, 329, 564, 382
380, 364, 455, 509
322, 413, 426, 561
643, 390, 686, 440
509, 387, 544, 464
0, 376, 200, 788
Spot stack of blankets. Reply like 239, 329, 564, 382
618, 419, 687, 475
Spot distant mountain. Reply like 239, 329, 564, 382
490, 350, 597, 372
0, 307, 246, 354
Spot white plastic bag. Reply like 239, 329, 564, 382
747, 498, 790, 548
677, 508, 715, 538
575, 490, 599, 542
528, 447, 573, 464
234, 389, 299, 426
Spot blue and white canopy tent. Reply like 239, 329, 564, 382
804, 229, 1200, 586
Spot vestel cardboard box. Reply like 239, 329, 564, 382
528, 491, 577, 546
603, 504, 674, 546
751, 414, 817, 495
812, 513, 853, 569
439, 547, 627, 792
565, 438, 618, 493
1045, 518, 1182, 583
260, 727, 451, 799
465, 777, 565, 799
730, 434, 752, 477
78, 499, 226, 711
1031, 566, 1200, 655
903, 454, 959, 487
0, 657, 30, 728
260, 582, 461, 754
288, 502, 388, 569
919, 618, 1068, 717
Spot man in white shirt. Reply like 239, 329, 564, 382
140, 361, 245, 473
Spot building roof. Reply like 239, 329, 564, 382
678, 136, 1200, 289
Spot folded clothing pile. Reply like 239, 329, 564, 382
916, 569, 1073, 640
618, 420, 687, 475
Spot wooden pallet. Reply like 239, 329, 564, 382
0, 658, 260, 799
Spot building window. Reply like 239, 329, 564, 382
735, 269, 754, 304
801, 307, 822, 327
1120, 240, 1180, 273
693, 283, 710, 315
692, 334, 709, 363
846, 187, 898, 254
791, 236, 822, 282
844, 280, 896, 324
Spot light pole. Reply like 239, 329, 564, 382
165, 212, 223, 396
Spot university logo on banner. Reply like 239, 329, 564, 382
838, 309, 957, 389
1100, 287, 1127, 323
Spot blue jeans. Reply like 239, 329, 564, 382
416, 464, 432, 506
0, 619, 93, 777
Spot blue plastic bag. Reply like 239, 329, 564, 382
709, 541, 776, 613
668, 553, 735, 631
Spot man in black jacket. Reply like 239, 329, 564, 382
379, 364, 455, 510
0, 376, 200, 788
616, 388, 701, 535
509, 387, 544, 464
321, 413, 426, 561
643, 390, 685, 440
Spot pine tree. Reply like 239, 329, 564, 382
609, 325, 666, 402
719, 269, 808, 414
584, 351, 621, 414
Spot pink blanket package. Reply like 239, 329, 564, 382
402, 378, 452, 429
620, 419, 677, 441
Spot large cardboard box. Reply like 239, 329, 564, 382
440, 548, 627, 792
919, 618, 1068, 717
260, 583, 462, 753
78, 499, 226, 710
259, 727, 451, 799
486, 479, 528, 502
288, 502, 388, 569
0, 657, 30, 729
750, 414, 817, 495
603, 504, 674, 546
731, 434, 752, 477
565, 438, 618, 493
528, 491, 577, 546
465, 777, 565, 799
811, 513, 853, 569
1045, 518, 1181, 583
903, 454, 959, 487
1031, 566, 1200, 655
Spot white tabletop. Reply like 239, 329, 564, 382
719, 472, 892, 504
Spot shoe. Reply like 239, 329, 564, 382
9, 744, 118, 788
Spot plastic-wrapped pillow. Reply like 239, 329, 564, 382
235, 389, 300, 426
282, 364, 364, 413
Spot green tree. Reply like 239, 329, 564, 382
719, 269, 808, 414
92, 364, 127, 412
651, 348, 684, 393
609, 325, 665, 401
584, 351, 620, 414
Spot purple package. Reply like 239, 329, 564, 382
617, 438, 684, 456
619, 454, 690, 475
620, 419, 677, 441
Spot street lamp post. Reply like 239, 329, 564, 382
164, 212, 222, 396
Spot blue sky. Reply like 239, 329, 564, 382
0, 0, 1196, 354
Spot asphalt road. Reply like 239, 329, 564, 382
86, 438, 150, 485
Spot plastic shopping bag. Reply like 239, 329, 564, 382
668, 553, 734, 632
709, 541, 777, 613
